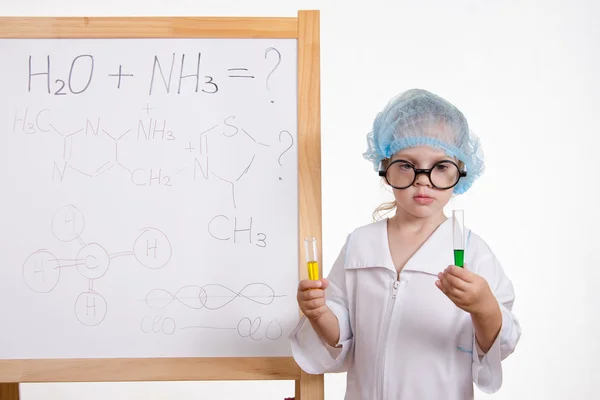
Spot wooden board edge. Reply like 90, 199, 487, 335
0, 16, 298, 38
0, 383, 20, 400
296, 11, 324, 400
0, 357, 300, 382
297, 9, 322, 282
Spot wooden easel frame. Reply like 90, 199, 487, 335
0, 10, 323, 400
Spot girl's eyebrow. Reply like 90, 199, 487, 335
395, 154, 454, 164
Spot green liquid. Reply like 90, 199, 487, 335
454, 249, 464, 268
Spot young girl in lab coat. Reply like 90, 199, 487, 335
289, 89, 521, 399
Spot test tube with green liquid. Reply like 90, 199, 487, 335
304, 237, 320, 280
452, 209, 465, 268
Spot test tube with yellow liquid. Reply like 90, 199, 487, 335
452, 209, 465, 268
304, 237, 320, 281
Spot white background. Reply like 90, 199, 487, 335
1, 0, 599, 399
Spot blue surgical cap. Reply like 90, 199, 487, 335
363, 88, 485, 194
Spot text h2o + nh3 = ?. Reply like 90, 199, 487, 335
27, 53, 221, 95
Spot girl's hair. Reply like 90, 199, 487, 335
373, 199, 397, 221
372, 157, 465, 221
373, 157, 396, 221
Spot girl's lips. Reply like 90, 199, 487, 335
413, 195, 434, 205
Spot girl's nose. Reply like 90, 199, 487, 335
414, 172, 432, 186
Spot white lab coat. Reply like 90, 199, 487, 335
289, 218, 521, 400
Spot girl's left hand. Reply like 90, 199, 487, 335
435, 264, 496, 316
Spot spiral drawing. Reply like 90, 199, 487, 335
144, 282, 285, 310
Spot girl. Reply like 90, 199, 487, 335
289, 89, 521, 399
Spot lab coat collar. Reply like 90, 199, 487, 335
344, 217, 454, 277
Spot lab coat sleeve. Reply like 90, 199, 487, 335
288, 235, 353, 374
471, 245, 522, 394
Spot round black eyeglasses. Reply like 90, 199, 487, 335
378, 159, 467, 190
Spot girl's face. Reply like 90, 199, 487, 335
386, 145, 457, 219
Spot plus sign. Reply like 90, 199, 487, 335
108, 65, 134, 89
185, 142, 195, 152
142, 103, 155, 116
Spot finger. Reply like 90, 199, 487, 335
298, 279, 323, 291
446, 265, 474, 283
436, 273, 451, 296
435, 279, 445, 293
438, 272, 451, 291
307, 297, 326, 309
301, 288, 325, 300
438, 272, 462, 298
304, 304, 328, 320
443, 271, 469, 292
299, 297, 324, 311
299, 290, 325, 303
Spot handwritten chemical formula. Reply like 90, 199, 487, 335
23, 48, 282, 98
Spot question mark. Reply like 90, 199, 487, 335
278, 130, 293, 167
265, 47, 281, 103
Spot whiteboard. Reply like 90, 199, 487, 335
0, 38, 299, 359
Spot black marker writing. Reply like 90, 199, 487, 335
137, 118, 175, 140
237, 317, 263, 340
12, 108, 50, 135
207, 214, 267, 247
141, 315, 176, 335
131, 168, 172, 187
28, 55, 94, 95
223, 116, 238, 137
178, 53, 201, 94
68, 55, 94, 94
144, 282, 284, 310
108, 65, 134, 89
149, 53, 218, 95
227, 68, 255, 78
149, 53, 175, 95
28, 55, 50, 93
180, 316, 283, 341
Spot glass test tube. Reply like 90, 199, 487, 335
452, 209, 465, 268
304, 237, 319, 280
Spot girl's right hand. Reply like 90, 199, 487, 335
297, 278, 330, 321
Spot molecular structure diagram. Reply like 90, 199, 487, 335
13, 107, 294, 210
12, 108, 135, 183
22, 204, 172, 327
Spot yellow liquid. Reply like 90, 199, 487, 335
307, 260, 319, 280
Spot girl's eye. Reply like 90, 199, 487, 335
435, 163, 448, 171
398, 163, 413, 170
